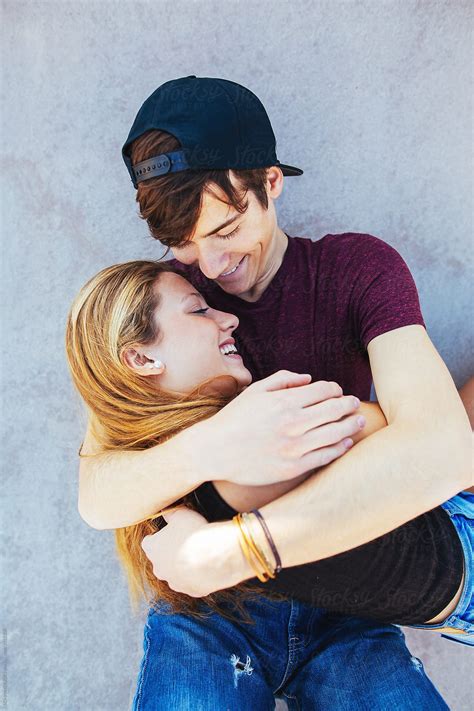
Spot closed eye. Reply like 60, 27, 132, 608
215, 225, 240, 240
192, 308, 209, 314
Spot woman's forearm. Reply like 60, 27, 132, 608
78, 419, 206, 529
79, 398, 386, 531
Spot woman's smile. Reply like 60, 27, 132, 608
137, 271, 252, 394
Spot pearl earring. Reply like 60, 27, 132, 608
148, 359, 164, 369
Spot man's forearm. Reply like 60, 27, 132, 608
78, 428, 205, 530
458, 375, 474, 494
218, 418, 472, 584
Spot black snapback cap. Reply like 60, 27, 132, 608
122, 75, 303, 189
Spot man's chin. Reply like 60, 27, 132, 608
217, 280, 246, 295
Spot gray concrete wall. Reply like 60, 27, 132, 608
2, 1, 473, 709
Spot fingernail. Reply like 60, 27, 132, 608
343, 438, 354, 449
353, 397, 360, 408
357, 416, 366, 428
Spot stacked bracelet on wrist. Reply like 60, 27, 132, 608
232, 509, 282, 582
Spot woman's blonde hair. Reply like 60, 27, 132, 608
65, 260, 284, 625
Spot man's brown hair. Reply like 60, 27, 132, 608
130, 130, 270, 253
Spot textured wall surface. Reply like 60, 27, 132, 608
2, 1, 473, 709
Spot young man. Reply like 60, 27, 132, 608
80, 76, 472, 704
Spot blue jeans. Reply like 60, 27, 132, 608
403, 491, 474, 647
131, 493, 473, 709
132, 598, 450, 709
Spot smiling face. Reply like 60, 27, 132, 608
124, 271, 253, 395
171, 167, 288, 302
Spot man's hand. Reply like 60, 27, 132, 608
185, 370, 364, 486
141, 508, 247, 597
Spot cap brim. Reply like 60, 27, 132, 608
276, 162, 304, 176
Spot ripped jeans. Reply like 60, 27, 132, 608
131, 595, 450, 710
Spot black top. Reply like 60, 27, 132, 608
192, 481, 464, 626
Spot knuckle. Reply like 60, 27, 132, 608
275, 392, 288, 409
347, 413, 363, 431
320, 420, 339, 438
345, 394, 358, 409
289, 412, 306, 435
319, 449, 333, 466
280, 435, 304, 463
276, 404, 293, 427
330, 381, 343, 395
314, 380, 337, 399
277, 435, 295, 457
330, 398, 346, 418
281, 460, 299, 479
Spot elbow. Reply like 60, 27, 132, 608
77, 500, 109, 530
395, 414, 473, 504
446, 405, 474, 490
77, 461, 111, 531
454, 426, 474, 490
430, 417, 473, 496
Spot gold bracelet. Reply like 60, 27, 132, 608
238, 514, 274, 578
234, 513, 275, 581
233, 517, 268, 581
234, 514, 269, 580
233, 514, 272, 582
241, 512, 277, 577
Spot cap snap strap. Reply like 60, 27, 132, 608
133, 150, 190, 184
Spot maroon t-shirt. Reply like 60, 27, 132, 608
166, 232, 464, 624
169, 231, 427, 399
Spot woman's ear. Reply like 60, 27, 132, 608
122, 347, 166, 376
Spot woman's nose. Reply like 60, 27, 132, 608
215, 309, 239, 333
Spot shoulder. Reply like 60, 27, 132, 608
318, 231, 398, 257
318, 232, 414, 275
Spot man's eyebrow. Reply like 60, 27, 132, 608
180, 291, 203, 304
202, 213, 239, 238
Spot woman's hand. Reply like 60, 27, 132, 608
141, 507, 251, 597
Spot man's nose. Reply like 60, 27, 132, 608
197, 245, 228, 280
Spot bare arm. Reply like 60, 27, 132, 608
78, 417, 206, 529
172, 327, 472, 592
349, 401, 387, 442
79, 396, 384, 529
77, 369, 467, 532
458, 375, 474, 494
251, 329, 472, 568
77, 371, 363, 530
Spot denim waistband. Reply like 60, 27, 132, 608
404, 491, 474, 646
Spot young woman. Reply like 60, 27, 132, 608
66, 260, 473, 710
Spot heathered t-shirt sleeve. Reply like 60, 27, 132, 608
348, 234, 426, 351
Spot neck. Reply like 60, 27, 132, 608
239, 226, 288, 303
